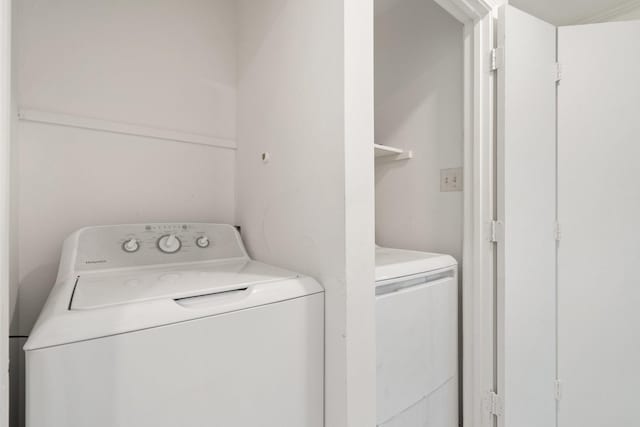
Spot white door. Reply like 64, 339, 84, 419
496, 5, 557, 427
557, 20, 640, 427
498, 7, 640, 427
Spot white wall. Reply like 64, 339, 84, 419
374, 0, 464, 261
12, 0, 237, 336
236, 1, 376, 426
344, 2, 377, 426
15, 0, 236, 140
1, 1, 11, 425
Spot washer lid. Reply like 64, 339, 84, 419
375, 246, 457, 282
71, 259, 297, 310
25, 260, 323, 351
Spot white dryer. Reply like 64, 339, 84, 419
25, 223, 324, 427
375, 246, 458, 427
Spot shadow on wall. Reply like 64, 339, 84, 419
10, 264, 58, 427
12, 263, 57, 336
9, 338, 26, 427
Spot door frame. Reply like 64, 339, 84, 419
431, 1, 499, 426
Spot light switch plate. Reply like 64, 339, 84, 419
441, 168, 463, 192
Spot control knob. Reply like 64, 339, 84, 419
122, 238, 140, 253
196, 235, 210, 248
157, 234, 182, 253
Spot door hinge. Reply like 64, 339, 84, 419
485, 391, 504, 416
555, 62, 563, 82
554, 222, 562, 242
490, 220, 503, 243
554, 380, 563, 401
491, 47, 504, 71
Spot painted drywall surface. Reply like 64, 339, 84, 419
605, 4, 640, 21
344, 1, 377, 426
374, 0, 464, 262
15, 0, 236, 139
1, 0, 11, 425
12, 0, 238, 335
8, 0, 17, 341
236, 0, 344, 293
236, 1, 376, 426
236, 0, 346, 421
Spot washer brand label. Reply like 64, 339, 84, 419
85, 259, 108, 265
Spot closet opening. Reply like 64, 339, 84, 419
373, 0, 466, 426
375, 0, 464, 264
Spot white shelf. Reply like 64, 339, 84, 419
18, 108, 236, 150
374, 144, 413, 161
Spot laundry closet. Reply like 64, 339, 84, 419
7, 1, 378, 426
4, 0, 484, 426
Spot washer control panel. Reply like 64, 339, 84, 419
75, 223, 246, 271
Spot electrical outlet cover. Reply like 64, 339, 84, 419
440, 168, 463, 192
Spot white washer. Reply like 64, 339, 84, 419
375, 246, 458, 427
25, 223, 324, 427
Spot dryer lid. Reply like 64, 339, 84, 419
375, 246, 457, 282
70, 259, 299, 310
